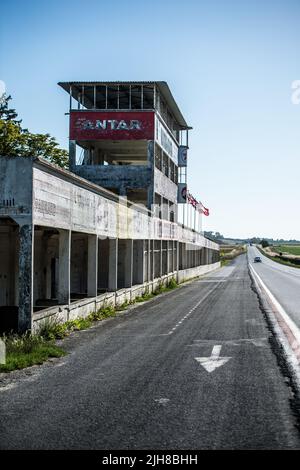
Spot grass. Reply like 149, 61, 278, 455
135, 278, 179, 302
0, 278, 179, 373
0, 271, 208, 379
220, 245, 246, 265
272, 245, 300, 256
0, 333, 65, 372
221, 259, 231, 267
257, 247, 300, 269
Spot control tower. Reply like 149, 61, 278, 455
58, 81, 190, 222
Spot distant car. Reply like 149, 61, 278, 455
254, 256, 262, 263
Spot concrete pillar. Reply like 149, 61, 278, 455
124, 239, 133, 288
69, 140, 76, 171
176, 241, 179, 281
133, 240, 145, 285
88, 234, 98, 297
147, 141, 155, 210
166, 240, 170, 274
58, 230, 71, 305
172, 241, 176, 272
152, 240, 155, 281
147, 240, 151, 282
159, 240, 163, 277
18, 224, 34, 332
108, 238, 118, 291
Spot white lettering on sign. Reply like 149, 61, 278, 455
76, 119, 142, 131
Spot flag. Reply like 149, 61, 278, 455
187, 191, 210, 216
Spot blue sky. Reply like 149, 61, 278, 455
1, 0, 300, 239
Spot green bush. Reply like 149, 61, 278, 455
37, 317, 68, 340
167, 278, 178, 289
0, 332, 65, 372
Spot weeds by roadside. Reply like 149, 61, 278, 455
0, 277, 179, 373
0, 333, 65, 372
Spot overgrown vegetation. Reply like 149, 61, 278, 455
257, 246, 300, 269
220, 245, 246, 266
272, 245, 300, 256
0, 333, 65, 372
0, 279, 179, 373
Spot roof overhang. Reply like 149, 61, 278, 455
58, 81, 191, 130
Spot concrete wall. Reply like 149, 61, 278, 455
32, 262, 221, 331
154, 168, 177, 203
32, 161, 219, 250
0, 157, 33, 226
177, 262, 221, 283
0, 156, 220, 333
75, 165, 152, 194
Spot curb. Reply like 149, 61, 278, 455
248, 262, 300, 391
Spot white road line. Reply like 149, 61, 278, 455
166, 282, 222, 335
249, 264, 300, 346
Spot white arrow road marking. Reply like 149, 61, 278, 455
195, 345, 232, 373
154, 398, 170, 405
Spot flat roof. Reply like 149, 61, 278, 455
58, 81, 191, 129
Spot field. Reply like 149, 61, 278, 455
273, 245, 300, 256
220, 245, 246, 265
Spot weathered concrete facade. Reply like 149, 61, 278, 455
0, 156, 219, 332
0, 81, 219, 332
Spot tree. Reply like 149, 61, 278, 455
0, 94, 68, 169
261, 239, 269, 248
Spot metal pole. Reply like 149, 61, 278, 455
94, 85, 96, 108
141, 84, 144, 109
69, 85, 72, 110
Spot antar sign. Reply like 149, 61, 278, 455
70, 111, 155, 141
76, 119, 142, 131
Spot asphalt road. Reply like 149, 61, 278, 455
1, 254, 300, 450
248, 245, 300, 330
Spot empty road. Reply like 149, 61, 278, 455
1, 254, 300, 449
249, 245, 300, 330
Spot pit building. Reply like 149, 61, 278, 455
0, 81, 219, 332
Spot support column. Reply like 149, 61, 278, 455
159, 240, 163, 277
166, 241, 170, 274
147, 240, 151, 283
69, 140, 76, 171
18, 224, 34, 332
88, 234, 98, 297
133, 240, 145, 285
124, 239, 133, 288
58, 229, 71, 305
152, 240, 155, 281
176, 241, 179, 282
172, 240, 176, 272
108, 238, 118, 291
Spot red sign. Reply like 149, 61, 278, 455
70, 111, 155, 141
